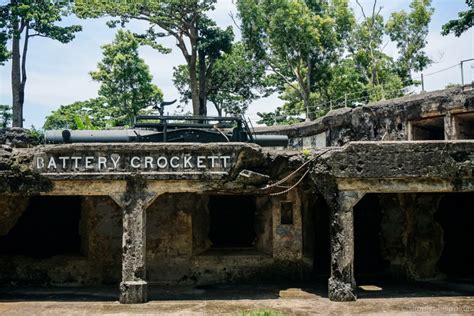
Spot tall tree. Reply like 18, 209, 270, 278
0, 0, 81, 127
386, 0, 434, 85
90, 30, 163, 126
173, 42, 269, 116
75, 0, 233, 116
441, 0, 473, 37
238, 0, 353, 120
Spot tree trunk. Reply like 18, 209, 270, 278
11, 20, 22, 127
198, 50, 207, 116
188, 59, 200, 116
302, 90, 310, 122
19, 26, 29, 126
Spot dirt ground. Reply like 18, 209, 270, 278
0, 280, 473, 315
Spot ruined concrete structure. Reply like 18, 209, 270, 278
0, 86, 473, 303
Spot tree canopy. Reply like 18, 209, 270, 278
74, 0, 233, 116
245, 0, 434, 125
441, 0, 473, 37
173, 42, 269, 116
90, 30, 163, 126
0, 0, 82, 127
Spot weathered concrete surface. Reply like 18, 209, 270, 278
314, 141, 474, 192
380, 194, 444, 280
326, 192, 364, 302
112, 176, 157, 304
0, 128, 35, 148
255, 86, 474, 148
0, 196, 29, 236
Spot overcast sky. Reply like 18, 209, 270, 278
0, 0, 472, 128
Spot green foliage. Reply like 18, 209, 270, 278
442, 0, 473, 37
1, 0, 82, 126
0, 105, 12, 128
90, 30, 163, 125
256, 106, 303, 126
0, 0, 82, 44
173, 42, 269, 116
43, 98, 113, 130
251, 0, 431, 124
445, 83, 462, 89
238, 0, 352, 119
28, 125, 44, 145
386, 0, 434, 85
75, 0, 231, 116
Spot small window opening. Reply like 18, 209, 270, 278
409, 116, 445, 140
280, 201, 294, 225
454, 112, 474, 139
208, 195, 256, 248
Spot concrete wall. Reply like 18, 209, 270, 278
255, 86, 474, 149
0, 190, 311, 286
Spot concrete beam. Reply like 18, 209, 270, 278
337, 178, 474, 193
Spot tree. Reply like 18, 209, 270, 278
90, 30, 163, 125
173, 42, 269, 116
0, 0, 81, 127
442, 0, 473, 37
43, 98, 112, 130
0, 105, 12, 128
238, 0, 354, 119
386, 0, 434, 85
74, 0, 233, 116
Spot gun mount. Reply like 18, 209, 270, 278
44, 115, 288, 147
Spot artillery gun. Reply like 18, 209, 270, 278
44, 114, 288, 148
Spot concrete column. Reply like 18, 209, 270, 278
111, 176, 160, 304
328, 191, 364, 302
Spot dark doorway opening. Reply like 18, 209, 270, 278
0, 196, 82, 258
208, 195, 256, 248
435, 192, 474, 277
354, 194, 388, 279
313, 196, 330, 277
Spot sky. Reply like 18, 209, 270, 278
0, 0, 473, 128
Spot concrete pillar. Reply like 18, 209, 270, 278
111, 176, 160, 304
328, 191, 364, 302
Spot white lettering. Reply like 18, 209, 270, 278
111, 156, 120, 169
36, 157, 44, 169
131, 156, 141, 168
85, 156, 94, 169
184, 156, 193, 168
170, 156, 180, 168
221, 156, 230, 168
58, 156, 69, 169
71, 156, 81, 169
144, 156, 153, 169
197, 156, 206, 168
98, 156, 107, 170
47, 157, 57, 169
157, 157, 168, 169
209, 156, 218, 168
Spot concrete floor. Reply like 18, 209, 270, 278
0, 280, 473, 315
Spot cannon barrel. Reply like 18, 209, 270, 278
44, 129, 156, 144
252, 135, 288, 147
45, 129, 288, 148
